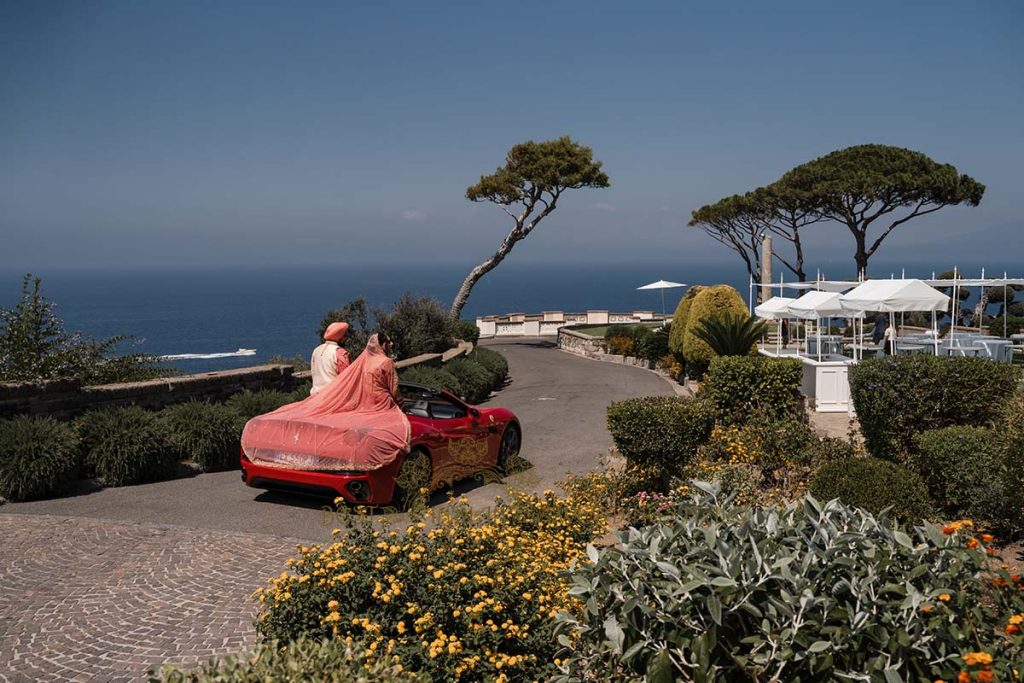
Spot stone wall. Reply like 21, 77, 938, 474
557, 328, 656, 369
0, 365, 298, 419
0, 342, 476, 419
477, 309, 668, 337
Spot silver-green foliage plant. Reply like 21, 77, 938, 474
556, 482, 1024, 682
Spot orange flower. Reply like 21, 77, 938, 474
939, 593, 951, 602
975, 672, 993, 683
981, 533, 994, 543
966, 538, 979, 549
1007, 623, 1020, 635
922, 604, 934, 613
964, 651, 993, 666
957, 672, 970, 683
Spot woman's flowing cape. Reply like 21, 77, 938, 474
241, 335, 411, 471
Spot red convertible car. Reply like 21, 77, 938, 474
240, 382, 521, 507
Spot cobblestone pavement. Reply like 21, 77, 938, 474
0, 514, 302, 682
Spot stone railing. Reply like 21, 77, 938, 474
1, 342, 477, 419
557, 328, 656, 369
476, 310, 669, 337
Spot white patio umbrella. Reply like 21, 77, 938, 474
637, 280, 687, 316
754, 296, 795, 354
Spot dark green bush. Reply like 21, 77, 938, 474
224, 389, 295, 421
809, 458, 932, 524
160, 402, 244, 471
468, 347, 508, 386
454, 319, 480, 344
318, 297, 371, 360
700, 355, 804, 424
399, 365, 464, 398
443, 358, 493, 404
606, 397, 716, 477
85, 406, 179, 486
375, 294, 456, 360
0, 415, 79, 501
849, 355, 1021, 461
149, 637, 425, 682
639, 325, 670, 362
913, 426, 1023, 536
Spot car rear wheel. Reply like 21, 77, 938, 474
393, 448, 432, 511
497, 422, 521, 472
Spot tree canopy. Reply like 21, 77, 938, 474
451, 137, 609, 319
776, 144, 984, 274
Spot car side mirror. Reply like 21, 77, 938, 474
470, 408, 480, 419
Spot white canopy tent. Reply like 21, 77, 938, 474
754, 296, 796, 355
787, 291, 853, 361
840, 279, 950, 358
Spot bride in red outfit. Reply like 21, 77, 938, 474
241, 332, 410, 472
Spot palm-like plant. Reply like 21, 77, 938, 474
692, 313, 768, 357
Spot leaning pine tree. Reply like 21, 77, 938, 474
449, 136, 610, 320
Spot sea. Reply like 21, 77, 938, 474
0, 259, 1017, 374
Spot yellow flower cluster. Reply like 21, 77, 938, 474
255, 483, 607, 681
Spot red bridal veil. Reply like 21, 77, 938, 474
241, 334, 411, 471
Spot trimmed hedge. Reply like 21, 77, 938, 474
809, 458, 933, 524
668, 286, 703, 358
160, 402, 244, 472
224, 388, 295, 421
84, 406, 179, 486
849, 355, 1020, 461
399, 365, 464, 398
606, 397, 716, 477
913, 426, 1024, 536
468, 346, 508, 386
454, 319, 480, 344
149, 637, 425, 682
681, 285, 749, 375
700, 355, 804, 424
0, 415, 79, 501
444, 358, 493, 404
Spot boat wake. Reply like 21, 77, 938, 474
158, 348, 257, 361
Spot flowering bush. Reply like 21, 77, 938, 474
556, 483, 1024, 682
255, 484, 608, 682
849, 356, 1020, 461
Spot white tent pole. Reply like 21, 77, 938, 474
932, 310, 938, 356
951, 266, 958, 345
980, 267, 985, 333
748, 275, 753, 315
1005, 272, 1009, 338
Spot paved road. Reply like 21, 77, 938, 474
0, 339, 672, 682
2, 338, 673, 540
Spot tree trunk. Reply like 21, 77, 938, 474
449, 247, 513, 321
854, 237, 869, 277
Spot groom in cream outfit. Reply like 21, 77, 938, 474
310, 322, 351, 395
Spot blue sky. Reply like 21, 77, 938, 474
1, 0, 1021, 271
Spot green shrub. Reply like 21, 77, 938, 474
913, 426, 1024, 536
849, 355, 1020, 461
558, 484, 1024, 681
256, 488, 606, 682
691, 313, 767, 358
318, 297, 371, 361
668, 286, 703, 358
149, 637, 425, 682
682, 285, 749, 376
399, 365, 464, 398
454, 319, 480, 344
700, 355, 804, 423
606, 397, 716, 477
287, 380, 312, 402
85, 406, 179, 486
639, 325, 670, 362
0, 415, 79, 501
468, 347, 508, 386
809, 457, 933, 524
224, 389, 295, 421
443, 358, 493, 404
160, 402, 244, 471
375, 294, 456, 360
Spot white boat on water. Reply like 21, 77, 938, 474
158, 348, 257, 361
